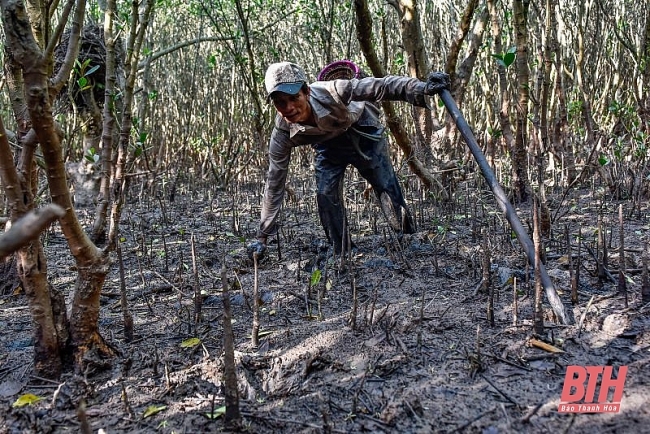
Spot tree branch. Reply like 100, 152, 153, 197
0, 204, 65, 259
594, 0, 639, 65
49, 0, 86, 96
0, 116, 25, 219
137, 36, 235, 68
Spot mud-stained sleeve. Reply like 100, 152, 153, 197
333, 76, 429, 108
258, 127, 293, 238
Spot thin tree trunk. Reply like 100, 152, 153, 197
234, 0, 266, 151
453, 8, 488, 109
575, 1, 597, 148
552, 21, 573, 185
18, 244, 63, 377
539, 0, 552, 158
108, 0, 155, 250
441, 6, 488, 160
354, 0, 447, 199
444, 0, 479, 91
512, 0, 531, 202
389, 0, 434, 148
639, 6, 650, 129
487, 0, 516, 172
0, 114, 63, 378
2, 0, 117, 373
92, 0, 118, 244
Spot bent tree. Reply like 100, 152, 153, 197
0, 0, 154, 378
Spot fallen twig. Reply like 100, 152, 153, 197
453, 405, 497, 432
529, 338, 565, 354
480, 374, 518, 405
577, 295, 595, 338
241, 411, 347, 433
478, 351, 532, 371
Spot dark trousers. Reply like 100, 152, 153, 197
313, 131, 415, 253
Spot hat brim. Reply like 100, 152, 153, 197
268, 82, 304, 100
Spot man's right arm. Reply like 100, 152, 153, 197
257, 126, 293, 241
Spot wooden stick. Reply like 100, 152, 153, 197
252, 253, 260, 346
618, 204, 627, 308
529, 338, 564, 353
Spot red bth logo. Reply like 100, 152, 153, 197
558, 365, 628, 413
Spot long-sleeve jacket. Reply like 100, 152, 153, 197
257, 75, 429, 239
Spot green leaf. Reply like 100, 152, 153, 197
204, 406, 226, 419
310, 269, 322, 287
180, 337, 201, 348
13, 394, 42, 407
598, 155, 610, 166
503, 51, 516, 66
84, 64, 100, 76
143, 404, 167, 418
77, 76, 88, 88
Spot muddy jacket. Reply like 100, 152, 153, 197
257, 75, 429, 239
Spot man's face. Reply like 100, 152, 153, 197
270, 87, 312, 124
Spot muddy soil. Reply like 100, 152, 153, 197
0, 175, 648, 434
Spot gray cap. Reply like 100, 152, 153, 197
264, 62, 307, 97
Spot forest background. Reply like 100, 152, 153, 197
0, 0, 649, 433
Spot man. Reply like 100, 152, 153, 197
248, 61, 449, 259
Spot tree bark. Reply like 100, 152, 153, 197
512, 0, 531, 202
2, 0, 116, 374
0, 6, 65, 378
441, 4, 488, 159
487, 0, 516, 172
354, 0, 447, 198
639, 5, 650, 130
575, 1, 597, 149
108, 0, 155, 250
92, 0, 118, 244
444, 0, 479, 92
389, 0, 435, 148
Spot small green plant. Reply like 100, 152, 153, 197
84, 147, 100, 164
491, 46, 516, 68
74, 59, 100, 91
310, 269, 322, 287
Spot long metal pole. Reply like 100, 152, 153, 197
439, 89, 570, 325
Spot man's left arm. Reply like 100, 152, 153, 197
334, 73, 449, 107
